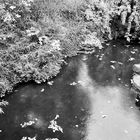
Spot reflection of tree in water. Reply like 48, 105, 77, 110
0, 55, 91, 140
26, 111, 48, 130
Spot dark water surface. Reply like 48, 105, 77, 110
1, 41, 140, 140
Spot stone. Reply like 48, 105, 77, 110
132, 74, 140, 91
133, 64, 140, 73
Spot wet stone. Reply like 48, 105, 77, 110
133, 64, 140, 73
132, 74, 140, 91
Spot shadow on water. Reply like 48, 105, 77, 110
0, 56, 90, 140
1, 40, 140, 140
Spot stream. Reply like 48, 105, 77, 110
1, 41, 140, 140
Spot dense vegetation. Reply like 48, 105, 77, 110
0, 0, 139, 99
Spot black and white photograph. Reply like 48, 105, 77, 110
0, 0, 140, 140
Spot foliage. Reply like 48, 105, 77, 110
109, 0, 140, 41
0, 100, 8, 114
0, 0, 140, 97
0, 0, 64, 96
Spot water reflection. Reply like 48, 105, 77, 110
0, 56, 89, 140
86, 85, 140, 140
76, 52, 140, 140
1, 41, 140, 140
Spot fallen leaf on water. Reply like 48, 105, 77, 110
135, 98, 139, 102
48, 81, 54, 85
75, 125, 79, 128
110, 61, 116, 63
110, 65, 115, 69
102, 115, 107, 118
118, 62, 123, 65
129, 58, 135, 61
106, 43, 110, 46
70, 82, 77, 86
21, 136, 37, 140
20, 120, 35, 128
48, 115, 63, 133
131, 51, 135, 54
41, 88, 44, 92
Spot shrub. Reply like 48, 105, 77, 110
0, 0, 140, 97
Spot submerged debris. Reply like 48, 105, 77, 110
48, 115, 63, 133
21, 136, 37, 140
20, 120, 35, 128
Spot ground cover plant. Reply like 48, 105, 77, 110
0, 0, 139, 100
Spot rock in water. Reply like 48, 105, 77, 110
132, 74, 140, 91
133, 64, 140, 73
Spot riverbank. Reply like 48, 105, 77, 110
1, 41, 140, 139
0, 0, 140, 97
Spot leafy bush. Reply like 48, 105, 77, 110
0, 0, 140, 97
